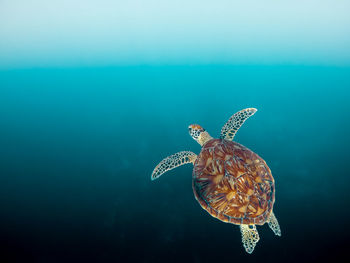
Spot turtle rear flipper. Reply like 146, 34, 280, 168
151, 151, 197, 180
268, 211, 281, 236
240, 224, 260, 254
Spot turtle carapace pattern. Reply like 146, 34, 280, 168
151, 108, 281, 254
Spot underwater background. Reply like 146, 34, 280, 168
1, 1, 350, 262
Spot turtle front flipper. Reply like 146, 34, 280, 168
151, 151, 197, 180
268, 211, 281, 236
220, 108, 257, 141
240, 224, 260, 254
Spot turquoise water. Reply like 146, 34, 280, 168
0, 65, 349, 262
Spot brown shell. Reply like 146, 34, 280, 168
192, 139, 275, 225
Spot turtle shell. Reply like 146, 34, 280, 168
192, 139, 275, 225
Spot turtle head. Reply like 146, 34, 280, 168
188, 124, 213, 146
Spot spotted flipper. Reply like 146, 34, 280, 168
220, 108, 257, 141
151, 151, 197, 180
268, 211, 281, 236
240, 224, 260, 254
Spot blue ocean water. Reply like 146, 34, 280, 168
0, 65, 349, 262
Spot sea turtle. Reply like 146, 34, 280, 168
151, 108, 281, 254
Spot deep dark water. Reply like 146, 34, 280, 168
0, 65, 349, 262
